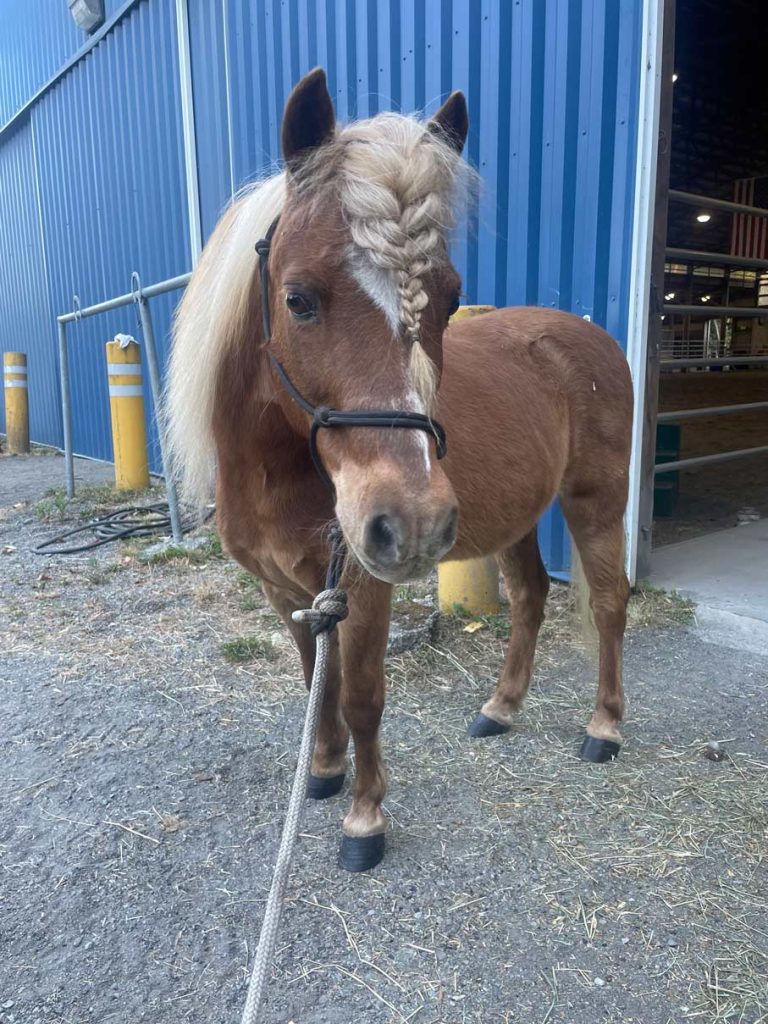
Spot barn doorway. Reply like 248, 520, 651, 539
647, 0, 768, 645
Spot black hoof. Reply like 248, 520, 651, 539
579, 735, 621, 763
468, 712, 510, 738
339, 832, 385, 873
307, 772, 345, 800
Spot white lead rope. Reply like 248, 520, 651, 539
240, 588, 348, 1024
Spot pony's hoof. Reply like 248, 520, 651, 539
468, 712, 510, 738
307, 772, 345, 800
579, 735, 621, 763
339, 832, 385, 872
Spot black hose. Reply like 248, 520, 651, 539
34, 502, 195, 555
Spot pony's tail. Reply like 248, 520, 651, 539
570, 541, 598, 661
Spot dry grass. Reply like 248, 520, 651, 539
33, 482, 164, 522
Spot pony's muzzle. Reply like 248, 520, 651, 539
360, 503, 458, 580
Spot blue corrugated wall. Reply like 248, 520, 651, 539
0, 0, 127, 128
0, 119, 60, 446
0, 0, 642, 575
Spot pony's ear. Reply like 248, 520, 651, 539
282, 67, 336, 171
428, 91, 469, 154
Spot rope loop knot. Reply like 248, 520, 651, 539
292, 587, 348, 635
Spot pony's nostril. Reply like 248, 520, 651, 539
365, 513, 401, 565
442, 507, 459, 550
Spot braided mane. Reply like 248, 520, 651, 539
298, 112, 471, 409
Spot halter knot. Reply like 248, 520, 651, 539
292, 587, 349, 635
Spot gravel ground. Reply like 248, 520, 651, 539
1, 453, 767, 1024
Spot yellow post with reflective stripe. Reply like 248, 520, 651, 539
3, 352, 30, 454
106, 339, 149, 490
438, 305, 500, 616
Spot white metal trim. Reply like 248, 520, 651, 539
176, 0, 203, 264
624, 0, 666, 586
222, 0, 236, 198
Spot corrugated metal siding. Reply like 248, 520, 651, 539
190, 0, 642, 574
1, 0, 641, 575
0, 0, 126, 127
0, 119, 61, 447
30, 0, 189, 469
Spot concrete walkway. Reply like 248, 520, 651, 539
651, 518, 768, 655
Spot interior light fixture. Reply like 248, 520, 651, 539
665, 292, 675, 301
701, 295, 711, 303
672, 72, 679, 83
696, 212, 712, 224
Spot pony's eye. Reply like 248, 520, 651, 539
286, 291, 317, 321
447, 294, 461, 319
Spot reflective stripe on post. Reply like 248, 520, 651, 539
3, 352, 30, 454
105, 339, 149, 490
438, 305, 500, 616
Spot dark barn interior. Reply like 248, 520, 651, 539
654, 0, 768, 547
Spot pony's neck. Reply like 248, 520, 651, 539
214, 338, 312, 484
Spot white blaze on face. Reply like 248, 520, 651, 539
346, 252, 435, 480
348, 251, 401, 333
406, 388, 431, 476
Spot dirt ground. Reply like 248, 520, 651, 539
1, 453, 767, 1024
654, 370, 768, 547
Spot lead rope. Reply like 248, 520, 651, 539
240, 535, 348, 1024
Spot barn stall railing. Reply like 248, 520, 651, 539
56, 272, 192, 542
655, 189, 768, 475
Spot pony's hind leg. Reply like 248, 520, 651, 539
469, 529, 550, 738
560, 500, 630, 762
261, 580, 349, 798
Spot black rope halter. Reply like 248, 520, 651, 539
254, 218, 448, 492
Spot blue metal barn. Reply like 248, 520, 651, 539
0, 0, 663, 578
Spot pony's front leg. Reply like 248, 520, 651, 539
261, 580, 349, 797
338, 575, 392, 872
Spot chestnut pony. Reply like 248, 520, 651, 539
167, 69, 633, 872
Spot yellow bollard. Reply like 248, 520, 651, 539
106, 338, 149, 490
3, 352, 30, 454
449, 304, 496, 323
438, 556, 501, 616
438, 305, 500, 616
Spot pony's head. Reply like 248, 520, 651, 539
169, 68, 470, 583
270, 69, 468, 581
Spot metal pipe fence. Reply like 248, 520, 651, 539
55, 271, 191, 543
655, 351, 768, 472
666, 246, 768, 272
660, 356, 768, 369
654, 445, 768, 475
657, 401, 768, 423
668, 189, 768, 219
663, 303, 767, 318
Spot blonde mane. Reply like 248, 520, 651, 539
167, 111, 469, 505
166, 173, 286, 505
